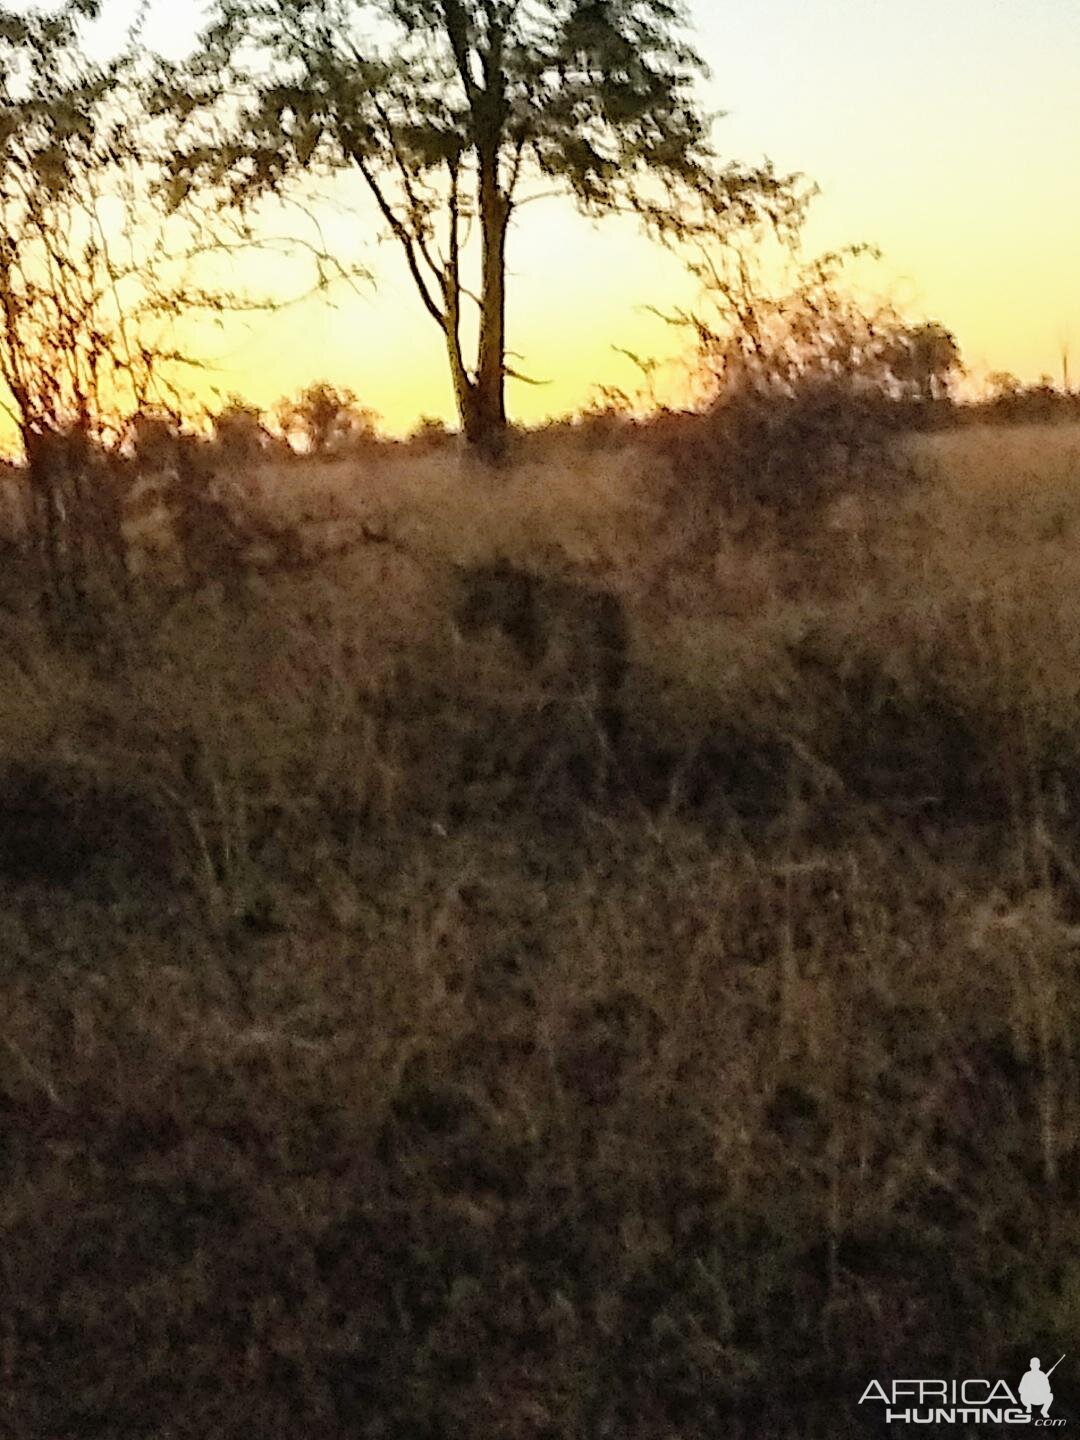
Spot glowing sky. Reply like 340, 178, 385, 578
106, 0, 1080, 429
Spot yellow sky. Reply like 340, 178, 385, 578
75, 0, 1080, 431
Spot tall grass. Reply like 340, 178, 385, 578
3, 423, 1080, 1437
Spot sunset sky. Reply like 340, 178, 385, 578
107, 0, 1080, 431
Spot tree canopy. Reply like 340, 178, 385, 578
0, 0, 135, 444
159, 0, 806, 453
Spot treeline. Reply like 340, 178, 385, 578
963, 378, 1080, 426
135, 384, 453, 464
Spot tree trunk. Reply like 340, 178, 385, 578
445, 323, 478, 442
470, 144, 509, 461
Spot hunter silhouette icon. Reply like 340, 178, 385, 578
1020, 1355, 1065, 1418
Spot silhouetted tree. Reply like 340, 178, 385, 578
883, 321, 962, 404
408, 413, 453, 452
672, 244, 942, 412
211, 396, 275, 463
0, 2, 262, 613
0, 0, 148, 604
654, 243, 943, 539
276, 381, 378, 456
157, 0, 806, 459
986, 371, 1022, 401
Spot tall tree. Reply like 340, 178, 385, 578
159, 0, 804, 456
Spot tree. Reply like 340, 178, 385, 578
212, 395, 276, 462
0, 0, 253, 611
986, 370, 1021, 401
408, 413, 453, 451
883, 321, 962, 405
159, 0, 805, 458
275, 381, 379, 455
651, 242, 951, 540
0, 0, 158, 605
676, 244, 904, 402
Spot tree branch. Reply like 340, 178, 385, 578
440, 0, 481, 108
347, 144, 447, 332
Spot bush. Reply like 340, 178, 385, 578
649, 247, 953, 559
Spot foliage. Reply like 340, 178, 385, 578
276, 380, 378, 455
680, 245, 958, 408
987, 370, 1024, 401
0, 1, 285, 612
408, 412, 455, 451
211, 395, 277, 462
968, 375, 1080, 426
0, 2, 230, 450
881, 320, 962, 404
648, 244, 959, 549
156, 0, 808, 453
0, 2, 166, 611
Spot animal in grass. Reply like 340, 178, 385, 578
451, 556, 630, 747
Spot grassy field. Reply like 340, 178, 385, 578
3, 420, 1080, 1437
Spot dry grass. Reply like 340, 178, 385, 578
3, 421, 1080, 1437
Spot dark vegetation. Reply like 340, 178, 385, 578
0, 2, 1078, 1437
4, 399, 1080, 1437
